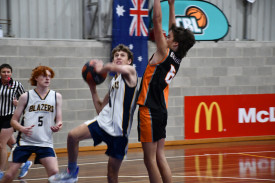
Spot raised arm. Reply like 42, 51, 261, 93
151, 0, 168, 64
168, 0, 176, 28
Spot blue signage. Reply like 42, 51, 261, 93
155, 0, 229, 41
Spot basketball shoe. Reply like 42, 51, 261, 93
18, 161, 32, 179
0, 171, 4, 180
48, 166, 79, 183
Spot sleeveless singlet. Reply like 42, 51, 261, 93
17, 89, 57, 148
137, 48, 182, 112
96, 74, 138, 137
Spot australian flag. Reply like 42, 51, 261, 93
112, 0, 149, 77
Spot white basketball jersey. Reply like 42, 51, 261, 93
17, 89, 56, 148
96, 74, 138, 137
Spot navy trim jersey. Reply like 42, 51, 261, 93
17, 89, 57, 148
93, 74, 138, 137
137, 48, 182, 112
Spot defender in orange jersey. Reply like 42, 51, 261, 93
137, 0, 195, 182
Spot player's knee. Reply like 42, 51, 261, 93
144, 155, 153, 163
49, 169, 59, 177
67, 130, 78, 143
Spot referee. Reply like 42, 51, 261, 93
0, 64, 25, 179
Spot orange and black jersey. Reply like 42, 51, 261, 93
137, 48, 182, 112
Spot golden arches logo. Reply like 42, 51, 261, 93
194, 102, 223, 133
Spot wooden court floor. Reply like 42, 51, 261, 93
10, 140, 275, 183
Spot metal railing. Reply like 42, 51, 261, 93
83, 0, 113, 40
0, 0, 14, 37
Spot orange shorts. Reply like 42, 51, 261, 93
138, 106, 167, 142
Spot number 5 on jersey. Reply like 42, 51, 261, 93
38, 116, 43, 126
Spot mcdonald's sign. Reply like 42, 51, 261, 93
185, 94, 275, 139
194, 102, 223, 133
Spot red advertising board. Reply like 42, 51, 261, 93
184, 94, 275, 139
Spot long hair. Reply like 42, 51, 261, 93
170, 24, 195, 59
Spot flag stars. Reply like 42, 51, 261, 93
129, 44, 134, 50
116, 5, 125, 17
138, 56, 143, 62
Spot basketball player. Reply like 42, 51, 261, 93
1, 66, 63, 183
137, 0, 195, 182
49, 44, 138, 183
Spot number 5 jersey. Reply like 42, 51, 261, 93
17, 89, 57, 148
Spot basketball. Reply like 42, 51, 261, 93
82, 60, 107, 85
186, 7, 207, 28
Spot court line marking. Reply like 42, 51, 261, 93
13, 175, 275, 182
15, 150, 275, 182
26, 150, 275, 170
239, 153, 275, 159
176, 176, 275, 182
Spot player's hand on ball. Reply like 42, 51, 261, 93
82, 60, 107, 85
93, 59, 104, 73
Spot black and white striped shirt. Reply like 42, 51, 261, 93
0, 78, 25, 116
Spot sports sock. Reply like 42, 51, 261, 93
68, 162, 77, 173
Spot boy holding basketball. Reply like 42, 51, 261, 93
137, 0, 195, 182
49, 44, 138, 183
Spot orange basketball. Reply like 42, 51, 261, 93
82, 60, 107, 85
186, 7, 207, 28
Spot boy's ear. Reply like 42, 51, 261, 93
173, 41, 179, 47
172, 41, 179, 50
128, 59, 132, 65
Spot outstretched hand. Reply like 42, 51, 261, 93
93, 59, 104, 73
51, 123, 62, 132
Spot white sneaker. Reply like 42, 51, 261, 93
48, 167, 79, 183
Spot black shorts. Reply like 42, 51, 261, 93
0, 115, 13, 131
138, 106, 167, 142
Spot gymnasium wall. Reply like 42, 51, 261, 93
0, 39, 274, 148
0, 0, 275, 41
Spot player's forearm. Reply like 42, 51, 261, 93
11, 119, 23, 132
153, 0, 162, 26
169, 2, 176, 28
89, 85, 104, 114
